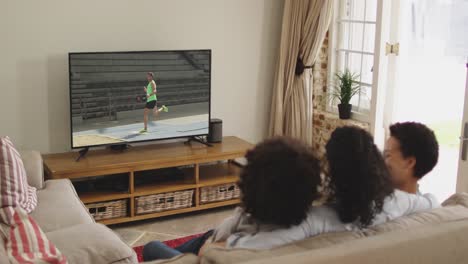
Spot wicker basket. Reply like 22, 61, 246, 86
200, 183, 240, 204
86, 199, 128, 221
135, 190, 194, 215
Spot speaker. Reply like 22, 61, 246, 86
208, 118, 223, 143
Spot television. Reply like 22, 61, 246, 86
69, 50, 211, 149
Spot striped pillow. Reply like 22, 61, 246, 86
0, 207, 67, 264
0, 136, 37, 213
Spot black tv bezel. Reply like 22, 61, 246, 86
68, 49, 212, 150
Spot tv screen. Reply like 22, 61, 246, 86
69, 50, 211, 149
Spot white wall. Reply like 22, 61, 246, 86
0, 0, 284, 153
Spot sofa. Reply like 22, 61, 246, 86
0, 150, 138, 264
4, 151, 468, 264
156, 193, 468, 264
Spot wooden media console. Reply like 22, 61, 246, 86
42, 136, 252, 225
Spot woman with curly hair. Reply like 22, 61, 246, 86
325, 126, 438, 227
224, 126, 439, 249
143, 137, 322, 261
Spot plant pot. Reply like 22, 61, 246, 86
338, 103, 352, 119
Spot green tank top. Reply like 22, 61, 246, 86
146, 82, 157, 102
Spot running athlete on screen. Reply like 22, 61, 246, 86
140, 72, 168, 133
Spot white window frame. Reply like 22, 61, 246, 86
327, 0, 379, 123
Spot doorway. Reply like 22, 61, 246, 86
385, 0, 467, 201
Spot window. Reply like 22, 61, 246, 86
328, 0, 378, 119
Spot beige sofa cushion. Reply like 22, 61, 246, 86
442, 192, 468, 207
19, 150, 45, 190
202, 193, 468, 264
46, 223, 137, 264
364, 193, 468, 235
30, 179, 94, 232
201, 231, 364, 264
242, 220, 468, 264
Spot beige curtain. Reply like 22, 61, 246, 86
269, 0, 333, 144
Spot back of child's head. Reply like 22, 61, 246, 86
238, 137, 321, 227
325, 126, 393, 227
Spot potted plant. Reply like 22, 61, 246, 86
329, 69, 361, 119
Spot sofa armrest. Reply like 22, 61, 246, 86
46, 223, 138, 264
19, 150, 45, 190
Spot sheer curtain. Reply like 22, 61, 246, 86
269, 0, 333, 144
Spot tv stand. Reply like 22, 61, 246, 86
75, 147, 89, 162
42, 136, 252, 225
185, 136, 213, 147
